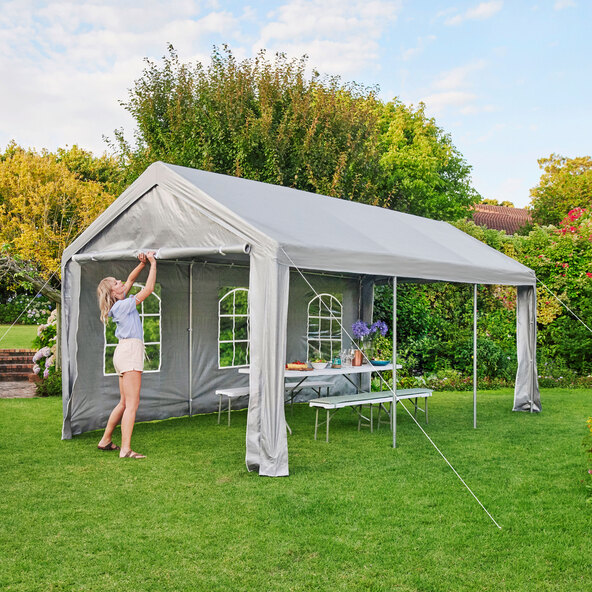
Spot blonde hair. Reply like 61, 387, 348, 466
97, 277, 116, 324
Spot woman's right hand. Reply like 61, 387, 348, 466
146, 251, 157, 264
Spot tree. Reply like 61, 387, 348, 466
112, 45, 479, 220
376, 100, 480, 220
530, 154, 592, 226
112, 45, 382, 203
0, 143, 118, 292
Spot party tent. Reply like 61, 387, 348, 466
61, 161, 540, 476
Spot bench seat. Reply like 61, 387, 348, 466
309, 388, 433, 442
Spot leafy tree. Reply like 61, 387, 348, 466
529, 154, 592, 226
56, 145, 125, 195
479, 199, 515, 207
0, 143, 118, 297
112, 45, 382, 203
112, 45, 479, 220
376, 100, 480, 220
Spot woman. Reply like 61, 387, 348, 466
96, 252, 157, 458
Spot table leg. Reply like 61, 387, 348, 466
314, 408, 319, 441
414, 397, 418, 419
326, 410, 330, 443
426, 397, 429, 424
217, 396, 222, 424
370, 404, 374, 433
228, 398, 232, 427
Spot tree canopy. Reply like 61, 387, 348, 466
112, 45, 479, 221
529, 154, 592, 226
0, 143, 119, 296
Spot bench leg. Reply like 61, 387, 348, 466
370, 405, 374, 433
326, 410, 330, 443
414, 397, 418, 419
228, 397, 232, 427
217, 396, 223, 425
426, 397, 429, 424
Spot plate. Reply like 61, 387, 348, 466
370, 360, 389, 366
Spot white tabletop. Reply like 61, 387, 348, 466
238, 363, 398, 378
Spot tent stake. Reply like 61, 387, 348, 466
473, 284, 477, 429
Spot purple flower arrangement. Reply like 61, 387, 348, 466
351, 320, 388, 341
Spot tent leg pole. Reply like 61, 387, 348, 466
392, 276, 398, 448
473, 284, 477, 429
188, 262, 194, 417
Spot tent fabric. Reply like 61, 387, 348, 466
61, 161, 540, 477
246, 251, 290, 476
514, 286, 541, 412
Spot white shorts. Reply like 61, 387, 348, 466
113, 339, 145, 376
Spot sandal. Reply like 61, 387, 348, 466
97, 442, 120, 451
121, 450, 146, 459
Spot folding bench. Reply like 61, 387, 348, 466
309, 388, 433, 442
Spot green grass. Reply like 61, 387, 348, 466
1, 389, 590, 591
0, 324, 37, 349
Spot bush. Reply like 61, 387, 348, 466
35, 369, 62, 397
31, 309, 58, 382
0, 293, 53, 325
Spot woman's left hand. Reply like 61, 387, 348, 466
138, 253, 147, 264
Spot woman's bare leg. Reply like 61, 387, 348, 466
98, 378, 126, 448
119, 370, 144, 457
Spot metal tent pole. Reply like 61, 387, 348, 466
473, 284, 477, 429
188, 262, 194, 416
392, 276, 398, 448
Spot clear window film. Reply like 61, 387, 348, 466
307, 293, 342, 361
218, 287, 250, 368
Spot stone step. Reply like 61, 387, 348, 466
0, 363, 32, 372
0, 372, 33, 382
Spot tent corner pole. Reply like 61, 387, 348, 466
473, 283, 478, 429
188, 262, 194, 417
392, 276, 398, 448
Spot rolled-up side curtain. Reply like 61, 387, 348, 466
246, 249, 290, 476
513, 285, 541, 412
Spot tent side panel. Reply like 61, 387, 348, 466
61, 260, 81, 439
513, 285, 541, 412
66, 262, 191, 435
246, 251, 290, 477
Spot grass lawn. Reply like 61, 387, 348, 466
0, 324, 37, 349
1, 389, 590, 591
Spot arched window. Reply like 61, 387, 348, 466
104, 283, 162, 375
307, 293, 342, 361
218, 287, 250, 368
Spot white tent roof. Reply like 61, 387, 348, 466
64, 161, 535, 285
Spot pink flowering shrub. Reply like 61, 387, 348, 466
32, 309, 61, 396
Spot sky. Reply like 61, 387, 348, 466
0, 0, 590, 208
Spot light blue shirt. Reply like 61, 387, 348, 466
109, 295, 143, 340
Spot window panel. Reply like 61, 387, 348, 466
235, 316, 248, 340
105, 319, 117, 344
306, 293, 342, 362
144, 344, 160, 371
234, 342, 249, 366
219, 342, 234, 367
104, 346, 116, 375
218, 287, 250, 368
219, 316, 234, 341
